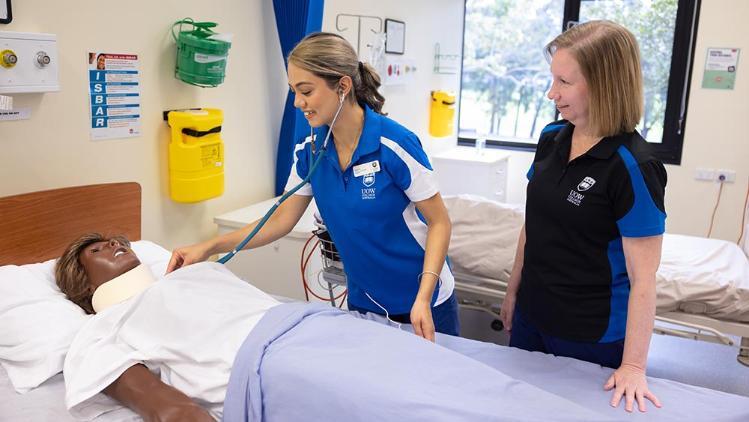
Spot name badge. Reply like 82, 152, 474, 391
353, 160, 381, 177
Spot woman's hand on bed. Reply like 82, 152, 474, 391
499, 292, 516, 335
604, 363, 661, 412
167, 242, 213, 273
410, 299, 435, 342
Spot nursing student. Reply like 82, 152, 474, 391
499, 21, 667, 412
168, 32, 458, 340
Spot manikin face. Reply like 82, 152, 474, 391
547, 48, 590, 130
79, 238, 140, 290
288, 62, 344, 128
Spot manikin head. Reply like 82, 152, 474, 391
55, 233, 140, 314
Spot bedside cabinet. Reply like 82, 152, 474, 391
431, 147, 509, 202
214, 197, 323, 302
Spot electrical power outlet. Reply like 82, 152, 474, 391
716, 169, 736, 183
695, 167, 715, 181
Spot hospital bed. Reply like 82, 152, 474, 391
444, 195, 749, 367
2, 183, 749, 421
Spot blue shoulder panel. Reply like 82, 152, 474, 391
615, 146, 666, 237
540, 124, 566, 135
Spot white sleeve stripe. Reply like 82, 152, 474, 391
401, 203, 454, 305
380, 137, 439, 202
284, 135, 314, 195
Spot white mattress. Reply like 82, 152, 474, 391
445, 195, 749, 322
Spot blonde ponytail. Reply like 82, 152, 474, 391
289, 32, 386, 114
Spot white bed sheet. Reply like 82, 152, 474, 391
445, 195, 749, 322
0, 365, 139, 421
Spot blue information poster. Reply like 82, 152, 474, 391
88, 52, 141, 140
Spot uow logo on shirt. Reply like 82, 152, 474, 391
363, 173, 375, 187
361, 172, 376, 199
577, 176, 596, 192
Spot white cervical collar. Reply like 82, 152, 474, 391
91, 264, 156, 313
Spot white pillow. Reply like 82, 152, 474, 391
444, 195, 525, 282
0, 240, 171, 393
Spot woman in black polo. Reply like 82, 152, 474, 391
499, 21, 666, 413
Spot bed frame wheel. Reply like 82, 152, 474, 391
491, 319, 504, 332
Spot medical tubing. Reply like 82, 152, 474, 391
706, 180, 724, 238
218, 98, 345, 265
365, 292, 402, 329
299, 234, 317, 301
338, 291, 348, 308
302, 239, 347, 302
738, 178, 749, 244
217, 153, 325, 264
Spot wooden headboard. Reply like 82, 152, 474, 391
0, 183, 141, 265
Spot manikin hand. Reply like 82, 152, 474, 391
604, 363, 662, 412
410, 299, 436, 342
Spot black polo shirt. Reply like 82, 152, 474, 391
517, 120, 667, 343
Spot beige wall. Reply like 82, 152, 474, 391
0, 0, 284, 249
667, 0, 748, 241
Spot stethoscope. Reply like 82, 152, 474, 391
218, 93, 346, 264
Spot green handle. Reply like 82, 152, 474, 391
171, 18, 218, 42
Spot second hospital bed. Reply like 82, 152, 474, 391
444, 195, 749, 366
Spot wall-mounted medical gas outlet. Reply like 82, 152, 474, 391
695, 167, 736, 183
0, 31, 59, 93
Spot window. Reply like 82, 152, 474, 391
458, 0, 701, 164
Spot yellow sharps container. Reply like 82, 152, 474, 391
429, 90, 456, 137
166, 108, 224, 203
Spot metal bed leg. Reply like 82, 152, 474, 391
738, 337, 749, 367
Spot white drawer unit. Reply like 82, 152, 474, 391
214, 197, 324, 302
431, 147, 509, 202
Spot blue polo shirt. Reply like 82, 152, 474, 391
285, 106, 455, 314
518, 120, 667, 343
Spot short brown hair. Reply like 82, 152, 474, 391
289, 32, 386, 114
55, 233, 130, 314
545, 20, 643, 137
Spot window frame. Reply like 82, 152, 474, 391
457, 0, 702, 165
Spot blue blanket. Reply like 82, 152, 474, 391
223, 303, 616, 422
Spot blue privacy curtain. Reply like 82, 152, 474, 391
273, 0, 325, 195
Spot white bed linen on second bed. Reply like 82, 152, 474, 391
657, 233, 749, 321
444, 195, 749, 322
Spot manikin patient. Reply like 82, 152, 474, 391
55, 234, 617, 422
56, 234, 220, 421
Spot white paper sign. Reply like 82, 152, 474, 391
0, 107, 31, 121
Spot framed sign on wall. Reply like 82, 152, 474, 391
0, 0, 12, 24
384, 18, 405, 54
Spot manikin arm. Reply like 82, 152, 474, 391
104, 364, 213, 422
